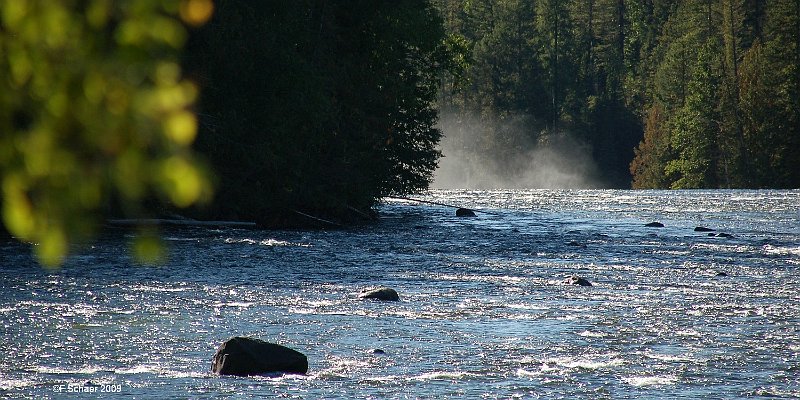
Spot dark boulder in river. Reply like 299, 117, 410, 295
359, 287, 400, 301
695, 226, 715, 232
456, 208, 476, 217
563, 275, 593, 286
708, 232, 734, 238
212, 337, 308, 376
645, 222, 665, 228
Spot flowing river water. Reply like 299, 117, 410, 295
1, 189, 799, 399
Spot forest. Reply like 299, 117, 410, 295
183, 0, 453, 226
1, 0, 799, 265
434, 0, 800, 189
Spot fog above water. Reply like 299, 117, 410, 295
432, 112, 605, 189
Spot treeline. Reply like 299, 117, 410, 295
183, 0, 453, 226
433, 0, 800, 188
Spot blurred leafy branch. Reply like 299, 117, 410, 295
0, 0, 214, 266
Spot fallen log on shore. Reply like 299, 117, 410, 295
386, 196, 501, 216
106, 219, 257, 228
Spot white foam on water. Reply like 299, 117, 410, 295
623, 375, 679, 386
162, 370, 209, 379
410, 371, 476, 381
763, 245, 800, 256
360, 375, 401, 384
515, 368, 541, 377
132, 285, 189, 292
556, 358, 623, 370
0, 376, 37, 390
115, 365, 160, 374
643, 352, 696, 362
223, 238, 311, 247
260, 238, 311, 247
523, 354, 624, 371
578, 330, 608, 338
691, 243, 754, 253
34, 366, 104, 375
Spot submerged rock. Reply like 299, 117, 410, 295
645, 222, 664, 228
456, 208, 476, 217
371, 349, 386, 355
212, 337, 308, 376
695, 226, 715, 232
708, 232, 734, 238
359, 287, 400, 301
563, 275, 593, 286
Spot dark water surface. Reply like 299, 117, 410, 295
1, 190, 799, 399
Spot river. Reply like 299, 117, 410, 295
1, 190, 798, 399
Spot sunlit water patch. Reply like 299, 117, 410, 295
1, 190, 798, 399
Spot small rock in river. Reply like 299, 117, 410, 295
695, 226, 715, 232
456, 208, 476, 217
563, 275, 593, 286
709, 232, 734, 238
645, 222, 665, 228
359, 287, 400, 301
371, 349, 386, 355
212, 336, 308, 376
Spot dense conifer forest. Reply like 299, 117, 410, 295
433, 0, 800, 189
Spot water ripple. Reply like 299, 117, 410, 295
1, 189, 798, 399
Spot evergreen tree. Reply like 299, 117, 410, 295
738, 0, 800, 187
717, 0, 751, 187
630, 104, 672, 188
536, 0, 577, 132
665, 38, 722, 189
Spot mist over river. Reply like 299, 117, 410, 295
1, 190, 798, 399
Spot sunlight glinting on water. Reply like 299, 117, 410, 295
1, 190, 798, 398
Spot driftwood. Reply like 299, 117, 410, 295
387, 196, 500, 215
346, 205, 377, 221
106, 219, 257, 228
292, 210, 344, 227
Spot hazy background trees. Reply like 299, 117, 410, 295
434, 0, 800, 189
